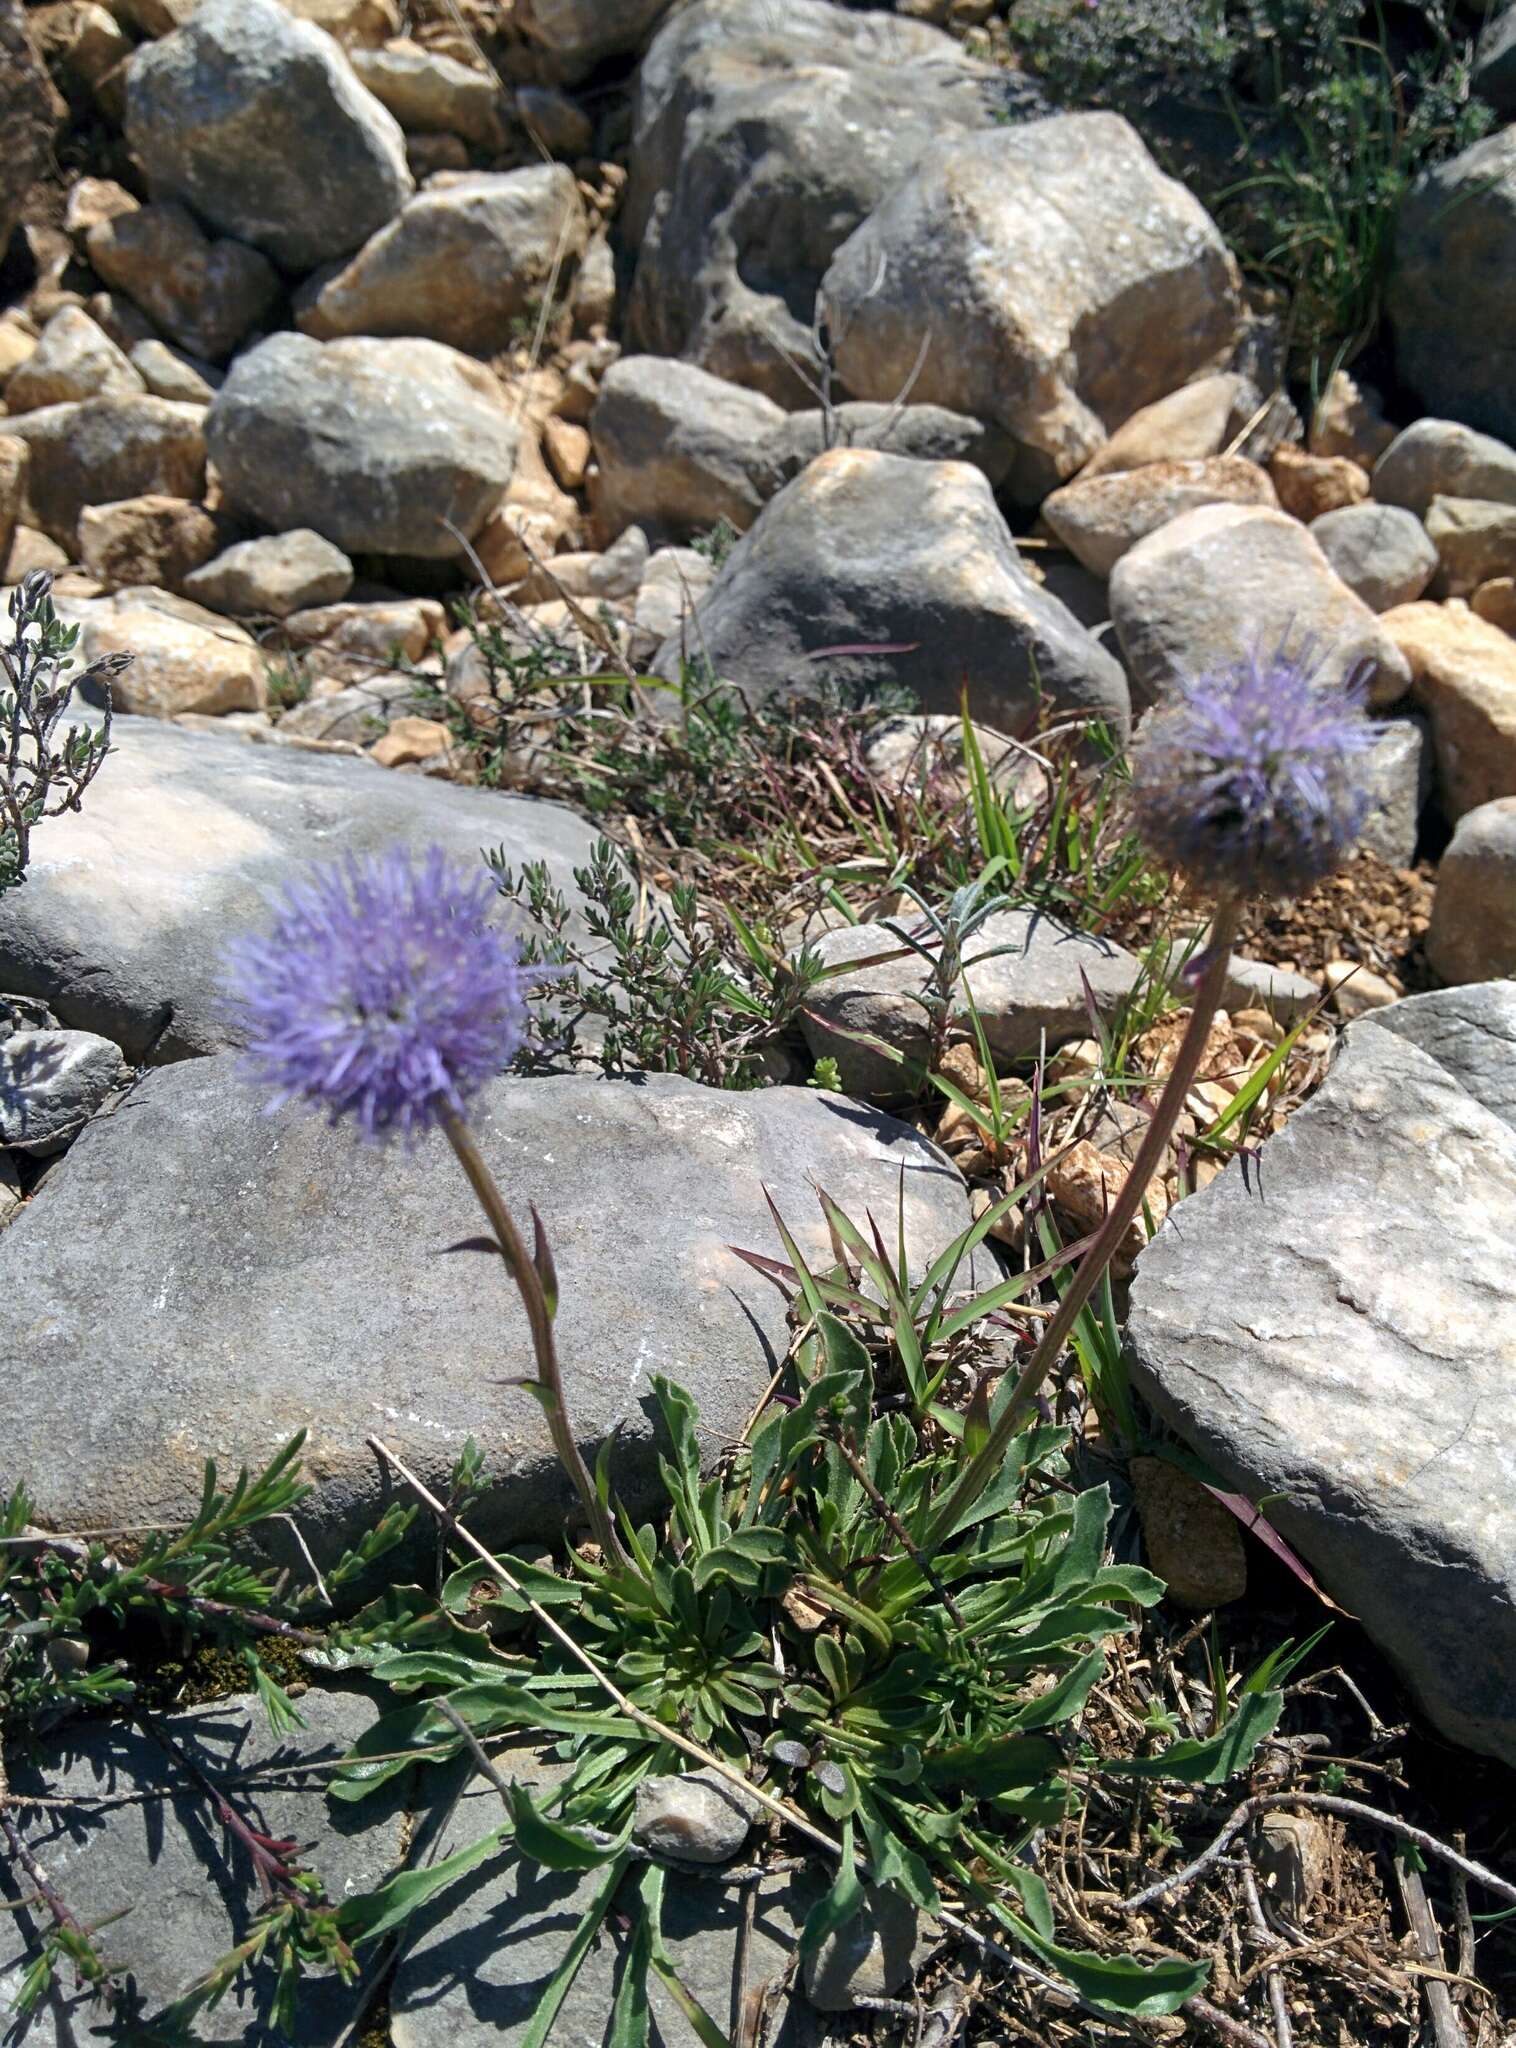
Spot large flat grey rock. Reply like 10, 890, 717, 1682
1128, 983, 1516, 1765
0, 1068, 979, 1557
0, 713, 601, 1062
0, 1689, 405, 2043
391, 1752, 818, 2048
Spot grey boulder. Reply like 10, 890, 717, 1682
590, 354, 1015, 543
182, 528, 355, 618
0, 1691, 406, 2043
653, 448, 1130, 737
1109, 502, 1413, 709
1042, 456, 1277, 578
1427, 797, 1516, 985
1372, 418, 1516, 518
625, 0, 1036, 405
799, 910, 1142, 1099
1128, 983, 1516, 1766
125, 0, 413, 273
0, 712, 602, 1061
0, 1068, 979, 1556
1358, 714, 1430, 869
1309, 502, 1438, 612
0, 1028, 124, 1156
824, 113, 1244, 502
206, 333, 517, 559
1389, 129, 1516, 445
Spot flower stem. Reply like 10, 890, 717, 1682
442, 1113, 628, 1568
922, 895, 1243, 1553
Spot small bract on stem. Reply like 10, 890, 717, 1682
924, 642, 1381, 1552
220, 843, 627, 1566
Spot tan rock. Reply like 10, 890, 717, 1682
369, 714, 452, 767
282, 598, 445, 663
1042, 455, 1277, 577
1381, 600, 1516, 817
1323, 960, 1399, 1019
1257, 1814, 1334, 1918
86, 203, 280, 364
277, 0, 400, 44
1472, 576, 1516, 636
77, 494, 219, 592
1425, 495, 1516, 598
28, 1, 131, 95
1130, 1455, 1247, 1609
349, 40, 503, 149
1047, 1138, 1169, 1276
1269, 446, 1370, 522
0, 315, 37, 387
5, 307, 145, 414
63, 176, 136, 247
542, 415, 591, 493
1427, 797, 1516, 984
1078, 372, 1255, 479
77, 597, 266, 718
1307, 369, 1396, 468
0, 435, 26, 564
3, 524, 68, 581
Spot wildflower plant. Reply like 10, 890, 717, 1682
0, 571, 124, 894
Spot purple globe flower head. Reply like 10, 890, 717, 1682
1129, 643, 1384, 900
221, 844, 528, 1144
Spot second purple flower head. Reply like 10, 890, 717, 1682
222, 843, 528, 1144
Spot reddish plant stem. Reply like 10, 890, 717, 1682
922, 897, 1243, 1552
441, 1113, 628, 1568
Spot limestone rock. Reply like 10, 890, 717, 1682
77, 591, 265, 718
85, 202, 280, 362
350, 40, 503, 147
128, 338, 221, 404
1128, 984, 1516, 1766
1077, 372, 1259, 478
296, 167, 586, 357
0, 1027, 123, 1156
207, 333, 516, 559
1427, 798, 1516, 984
1042, 456, 1276, 578
1373, 418, 1516, 518
625, 0, 1034, 405
278, 0, 400, 43
1268, 446, 1369, 522
0, 0, 59, 258
515, 0, 672, 82
0, 1065, 978, 1551
1308, 369, 1396, 468
4, 307, 144, 415
125, 0, 413, 273
1219, 956, 1319, 1027
76, 494, 219, 592
1472, 577, 1516, 639
369, 713, 450, 767
3, 396, 206, 550
629, 544, 714, 664
283, 596, 443, 662
798, 909, 1141, 1098
1391, 126, 1516, 442
0, 437, 25, 567
590, 354, 1014, 543
1358, 714, 1430, 868
824, 113, 1243, 499
654, 448, 1130, 738
1110, 502, 1412, 710
183, 529, 353, 618
1129, 1455, 1247, 1610
1380, 601, 1516, 818
0, 712, 600, 1060
633, 1768, 757, 1864
1425, 495, 1516, 598
804, 1883, 937, 2011
1308, 502, 1437, 612
0, 1692, 406, 2040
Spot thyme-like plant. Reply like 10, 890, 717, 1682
0, 571, 124, 894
